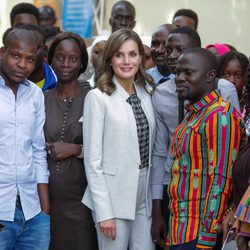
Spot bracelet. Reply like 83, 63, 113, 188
77, 144, 83, 158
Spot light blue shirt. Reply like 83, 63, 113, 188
147, 66, 175, 85
0, 76, 49, 221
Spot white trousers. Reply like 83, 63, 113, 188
95, 168, 155, 250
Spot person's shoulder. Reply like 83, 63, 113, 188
153, 78, 175, 97
146, 67, 155, 75
208, 96, 243, 121
86, 87, 107, 101
26, 79, 43, 95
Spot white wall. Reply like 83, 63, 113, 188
104, 0, 250, 56
1, 0, 249, 56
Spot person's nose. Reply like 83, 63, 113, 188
123, 55, 130, 63
156, 43, 165, 54
227, 75, 236, 85
169, 49, 179, 59
176, 72, 185, 83
17, 58, 27, 69
121, 17, 127, 25
61, 58, 70, 67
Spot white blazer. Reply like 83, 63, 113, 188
82, 77, 156, 223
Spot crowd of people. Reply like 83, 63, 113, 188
0, 1, 249, 250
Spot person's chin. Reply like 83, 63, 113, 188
177, 92, 186, 101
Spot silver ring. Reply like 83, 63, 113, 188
153, 240, 157, 242
48, 150, 51, 155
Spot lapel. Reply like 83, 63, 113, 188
112, 77, 140, 160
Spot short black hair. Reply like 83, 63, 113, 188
10, 3, 39, 27
2, 28, 13, 45
4, 28, 39, 50
168, 26, 201, 47
111, 0, 136, 18
173, 9, 198, 30
218, 51, 249, 77
38, 5, 56, 19
182, 47, 218, 72
16, 24, 45, 45
43, 26, 61, 41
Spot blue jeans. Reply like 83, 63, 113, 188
0, 197, 50, 250
169, 239, 197, 250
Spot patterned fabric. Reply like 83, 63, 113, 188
127, 94, 150, 168
168, 90, 246, 249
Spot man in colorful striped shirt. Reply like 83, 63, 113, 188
168, 48, 246, 249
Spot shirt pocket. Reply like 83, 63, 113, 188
102, 163, 117, 176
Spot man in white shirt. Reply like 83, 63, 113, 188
0, 28, 50, 249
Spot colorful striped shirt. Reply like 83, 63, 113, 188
168, 90, 246, 249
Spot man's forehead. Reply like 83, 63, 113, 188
152, 29, 170, 40
178, 53, 203, 69
167, 33, 191, 46
112, 4, 134, 17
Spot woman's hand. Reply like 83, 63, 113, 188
99, 219, 116, 240
46, 142, 81, 161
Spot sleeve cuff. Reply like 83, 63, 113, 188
196, 230, 217, 248
36, 169, 49, 184
151, 184, 164, 200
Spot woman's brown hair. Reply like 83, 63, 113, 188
96, 29, 155, 95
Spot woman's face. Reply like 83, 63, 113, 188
221, 59, 246, 96
111, 39, 141, 85
91, 40, 106, 69
52, 38, 82, 83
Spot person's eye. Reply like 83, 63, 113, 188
114, 52, 122, 58
177, 47, 184, 53
27, 57, 35, 63
235, 73, 243, 79
130, 51, 138, 57
11, 53, 19, 59
114, 15, 123, 21
165, 48, 172, 55
185, 70, 193, 76
70, 57, 78, 63
56, 55, 63, 62
151, 41, 158, 48
223, 72, 230, 78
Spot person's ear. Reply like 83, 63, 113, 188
43, 44, 48, 63
109, 18, 112, 27
131, 20, 136, 29
207, 69, 216, 83
0, 47, 4, 60
53, 17, 57, 26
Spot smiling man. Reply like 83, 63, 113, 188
151, 26, 240, 249
0, 29, 50, 249
147, 24, 176, 85
168, 48, 245, 249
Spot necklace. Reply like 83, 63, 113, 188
56, 98, 73, 172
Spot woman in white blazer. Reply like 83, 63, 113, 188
82, 29, 156, 250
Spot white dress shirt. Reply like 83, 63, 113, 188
0, 76, 49, 221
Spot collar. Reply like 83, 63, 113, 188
112, 76, 137, 101
0, 75, 30, 87
185, 90, 220, 112
147, 66, 164, 83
